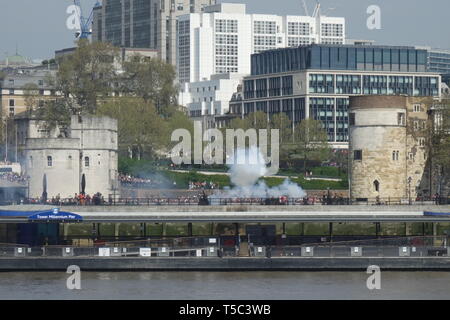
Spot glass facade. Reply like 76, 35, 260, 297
309, 74, 334, 93
255, 79, 267, 98
293, 98, 306, 123
428, 50, 450, 75
238, 44, 440, 144
309, 98, 335, 141
363, 75, 387, 95
282, 76, 293, 95
336, 74, 361, 94
251, 45, 428, 76
133, 0, 151, 48
268, 77, 281, 97
415, 76, 439, 96
336, 98, 349, 142
387, 76, 413, 95
105, 0, 123, 46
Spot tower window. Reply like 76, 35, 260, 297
354, 150, 362, 160
47, 156, 53, 167
373, 180, 380, 192
397, 113, 405, 125
392, 150, 399, 161
85, 156, 90, 167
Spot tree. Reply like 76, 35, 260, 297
22, 83, 40, 113
52, 39, 119, 114
330, 149, 349, 176
269, 113, 292, 144
227, 117, 248, 130
284, 119, 330, 174
245, 111, 269, 130
35, 99, 71, 133
97, 97, 170, 160
121, 55, 178, 116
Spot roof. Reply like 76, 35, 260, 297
0, 54, 34, 67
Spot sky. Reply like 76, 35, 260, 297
0, 0, 449, 60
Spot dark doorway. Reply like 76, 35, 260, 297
81, 174, 86, 195
246, 225, 276, 245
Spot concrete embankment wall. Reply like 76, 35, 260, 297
1, 257, 450, 271
4, 204, 449, 213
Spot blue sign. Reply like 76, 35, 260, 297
28, 208, 83, 222
424, 211, 450, 216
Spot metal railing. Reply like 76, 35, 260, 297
1, 236, 449, 259
9, 196, 450, 207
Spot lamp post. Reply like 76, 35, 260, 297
408, 176, 412, 205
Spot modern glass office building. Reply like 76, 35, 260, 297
427, 49, 450, 85
235, 44, 441, 147
251, 45, 429, 76
92, 0, 215, 66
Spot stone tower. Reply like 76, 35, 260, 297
349, 95, 431, 202
15, 115, 118, 199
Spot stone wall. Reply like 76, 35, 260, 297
19, 115, 118, 199
349, 96, 433, 200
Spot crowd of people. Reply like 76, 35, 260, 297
119, 174, 169, 189
188, 181, 218, 190
25, 192, 106, 206
0, 172, 28, 184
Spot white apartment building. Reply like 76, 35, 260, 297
179, 73, 243, 124
177, 3, 345, 84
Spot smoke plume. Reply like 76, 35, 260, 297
210, 146, 306, 200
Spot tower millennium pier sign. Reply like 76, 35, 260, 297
28, 208, 83, 223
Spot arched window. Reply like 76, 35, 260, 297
373, 180, 380, 192
84, 156, 90, 167
47, 156, 52, 167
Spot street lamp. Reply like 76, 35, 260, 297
407, 177, 412, 205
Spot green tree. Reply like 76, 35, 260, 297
284, 118, 330, 174
245, 111, 269, 130
121, 55, 178, 116
228, 117, 249, 130
35, 99, 71, 133
22, 83, 40, 113
97, 97, 169, 160
269, 113, 292, 144
52, 39, 119, 114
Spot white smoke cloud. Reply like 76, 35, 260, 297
210, 146, 306, 200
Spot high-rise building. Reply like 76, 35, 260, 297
177, 3, 345, 84
92, 0, 215, 66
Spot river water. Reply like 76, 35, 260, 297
0, 271, 449, 300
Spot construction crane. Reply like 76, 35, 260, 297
73, 0, 101, 39
311, 1, 321, 18
301, 0, 321, 18
301, 0, 309, 16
